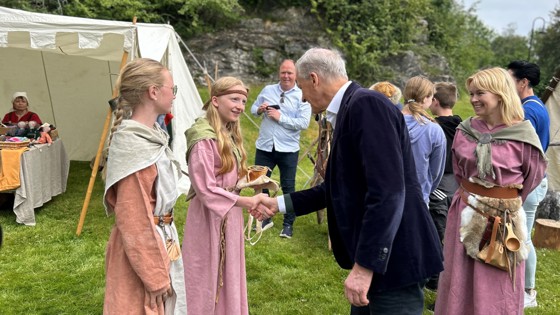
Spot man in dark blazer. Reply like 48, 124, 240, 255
260, 48, 443, 314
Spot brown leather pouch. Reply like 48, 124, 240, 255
476, 216, 508, 271
477, 238, 508, 271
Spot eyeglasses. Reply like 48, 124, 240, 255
280, 92, 285, 104
161, 85, 178, 96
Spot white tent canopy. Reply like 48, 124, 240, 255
545, 72, 560, 191
0, 6, 204, 193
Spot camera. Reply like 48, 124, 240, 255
267, 104, 280, 110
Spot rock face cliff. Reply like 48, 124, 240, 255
183, 8, 454, 88
185, 8, 328, 86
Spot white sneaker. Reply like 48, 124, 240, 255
261, 219, 274, 232
524, 289, 538, 308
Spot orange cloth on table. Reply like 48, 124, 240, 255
0, 147, 28, 191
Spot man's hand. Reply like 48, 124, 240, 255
344, 263, 374, 307
258, 194, 279, 214
265, 107, 281, 122
257, 103, 269, 115
246, 194, 277, 220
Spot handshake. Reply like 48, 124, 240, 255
243, 194, 279, 221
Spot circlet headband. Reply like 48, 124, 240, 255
214, 89, 248, 98
203, 88, 248, 109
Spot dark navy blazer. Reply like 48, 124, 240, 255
286, 82, 443, 291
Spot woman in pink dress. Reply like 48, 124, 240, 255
183, 77, 267, 315
435, 67, 547, 314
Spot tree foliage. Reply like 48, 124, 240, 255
3, 0, 557, 89
490, 31, 529, 68
425, 0, 494, 82
310, 0, 429, 83
534, 6, 560, 93
239, 0, 307, 12
4, 0, 244, 37
306, 0, 506, 84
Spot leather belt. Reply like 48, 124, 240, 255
153, 213, 173, 225
460, 179, 518, 199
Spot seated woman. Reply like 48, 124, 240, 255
2, 92, 42, 125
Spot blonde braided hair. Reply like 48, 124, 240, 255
403, 76, 435, 124
109, 58, 167, 143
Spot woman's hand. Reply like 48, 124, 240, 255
145, 285, 173, 311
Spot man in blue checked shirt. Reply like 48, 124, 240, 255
251, 59, 312, 238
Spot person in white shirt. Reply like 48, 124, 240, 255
251, 59, 311, 238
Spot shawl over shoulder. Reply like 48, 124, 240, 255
457, 118, 546, 181
104, 120, 179, 215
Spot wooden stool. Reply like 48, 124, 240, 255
533, 219, 560, 250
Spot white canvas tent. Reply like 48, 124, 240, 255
545, 69, 560, 190
0, 6, 204, 193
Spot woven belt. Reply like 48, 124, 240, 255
153, 213, 173, 225
460, 179, 518, 199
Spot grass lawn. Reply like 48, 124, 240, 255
0, 86, 558, 314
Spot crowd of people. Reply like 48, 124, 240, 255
99, 48, 550, 315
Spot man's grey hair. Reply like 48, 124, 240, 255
295, 48, 348, 82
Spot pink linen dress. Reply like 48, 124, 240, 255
182, 139, 249, 315
435, 119, 546, 315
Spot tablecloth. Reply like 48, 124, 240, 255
11, 139, 70, 226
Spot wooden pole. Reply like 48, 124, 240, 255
214, 62, 218, 81
76, 17, 137, 236
204, 73, 213, 96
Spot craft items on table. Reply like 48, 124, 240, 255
16, 121, 28, 136
26, 121, 40, 139
0, 124, 16, 136
2, 121, 38, 138
0, 121, 58, 148
0, 136, 30, 149
36, 123, 53, 145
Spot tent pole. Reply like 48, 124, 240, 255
204, 71, 213, 95
76, 17, 137, 236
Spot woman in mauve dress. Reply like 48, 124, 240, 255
435, 67, 546, 315
103, 58, 186, 314
183, 77, 267, 315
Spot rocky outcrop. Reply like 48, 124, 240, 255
382, 51, 455, 89
184, 8, 330, 85
183, 8, 455, 87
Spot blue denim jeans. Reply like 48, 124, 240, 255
523, 177, 548, 289
349, 280, 427, 315
255, 148, 298, 226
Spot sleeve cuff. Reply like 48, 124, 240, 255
277, 195, 287, 214
277, 194, 295, 215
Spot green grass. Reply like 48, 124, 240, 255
0, 86, 558, 314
